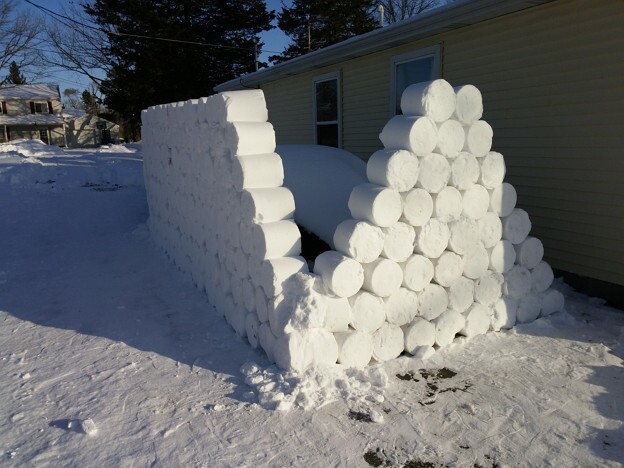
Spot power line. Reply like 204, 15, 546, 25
23, 0, 282, 54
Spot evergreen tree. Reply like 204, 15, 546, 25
5, 61, 27, 84
83, 0, 274, 138
272, 0, 377, 63
81, 90, 99, 115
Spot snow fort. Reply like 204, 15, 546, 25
141, 80, 564, 372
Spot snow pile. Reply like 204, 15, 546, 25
0, 138, 65, 157
96, 144, 137, 154
311, 79, 564, 365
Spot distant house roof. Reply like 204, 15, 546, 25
0, 83, 61, 100
215, 0, 554, 92
62, 108, 87, 120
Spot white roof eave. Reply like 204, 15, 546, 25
215, 0, 553, 92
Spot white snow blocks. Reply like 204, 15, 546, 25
141, 81, 564, 372
313, 78, 564, 366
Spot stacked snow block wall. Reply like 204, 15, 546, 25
141, 91, 339, 371
141, 82, 564, 373
313, 79, 565, 367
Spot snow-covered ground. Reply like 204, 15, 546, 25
0, 141, 622, 466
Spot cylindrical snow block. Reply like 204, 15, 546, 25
416, 153, 450, 194
258, 322, 277, 362
447, 217, 480, 255
432, 251, 464, 287
381, 222, 416, 263
362, 258, 403, 297
418, 283, 448, 320
453, 84, 483, 125
488, 240, 516, 273
210, 89, 268, 123
503, 265, 532, 299
446, 276, 474, 312
372, 323, 404, 362
333, 219, 385, 264
249, 220, 301, 260
434, 310, 465, 347
367, 148, 419, 192
432, 186, 462, 223
403, 317, 436, 355
324, 296, 353, 332
460, 303, 490, 338
461, 184, 489, 220
334, 330, 373, 367
463, 120, 493, 157
273, 329, 338, 371
348, 183, 403, 227
478, 212, 503, 249
401, 254, 434, 292
489, 182, 517, 217
245, 313, 260, 348
516, 295, 541, 324
474, 271, 504, 306
401, 188, 433, 226
401, 79, 456, 122
450, 152, 480, 190
491, 297, 518, 331
384, 287, 419, 326
231, 153, 284, 191
240, 187, 295, 223
349, 291, 386, 333
414, 218, 450, 258
539, 289, 565, 317
462, 243, 489, 279
479, 151, 506, 189
514, 236, 544, 269
314, 250, 364, 298
502, 208, 531, 244
531, 261, 554, 293
435, 119, 465, 158
224, 121, 276, 156
379, 115, 438, 156
258, 256, 309, 297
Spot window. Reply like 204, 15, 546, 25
391, 45, 441, 115
313, 71, 341, 147
39, 129, 49, 144
35, 102, 47, 113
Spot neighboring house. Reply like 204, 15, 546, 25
0, 84, 65, 146
64, 113, 120, 148
215, 0, 624, 305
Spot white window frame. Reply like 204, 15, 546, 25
312, 71, 342, 148
390, 44, 441, 116
34, 102, 48, 114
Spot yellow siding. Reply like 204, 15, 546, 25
261, 0, 624, 287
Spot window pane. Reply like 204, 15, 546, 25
317, 123, 338, 148
315, 79, 338, 122
395, 56, 434, 114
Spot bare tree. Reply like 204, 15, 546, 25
40, 2, 112, 86
0, 0, 43, 85
378, 0, 440, 24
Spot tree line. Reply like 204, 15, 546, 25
1, 0, 440, 140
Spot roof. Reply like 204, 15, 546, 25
215, 0, 554, 92
0, 84, 61, 100
0, 114, 64, 125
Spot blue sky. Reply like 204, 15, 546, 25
21, 0, 290, 96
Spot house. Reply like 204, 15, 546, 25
64, 112, 120, 148
215, 0, 624, 306
0, 84, 65, 146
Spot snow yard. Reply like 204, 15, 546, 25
0, 140, 623, 467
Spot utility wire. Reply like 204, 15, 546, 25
23, 0, 282, 54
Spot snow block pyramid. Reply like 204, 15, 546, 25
312, 79, 564, 366
141, 82, 564, 372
